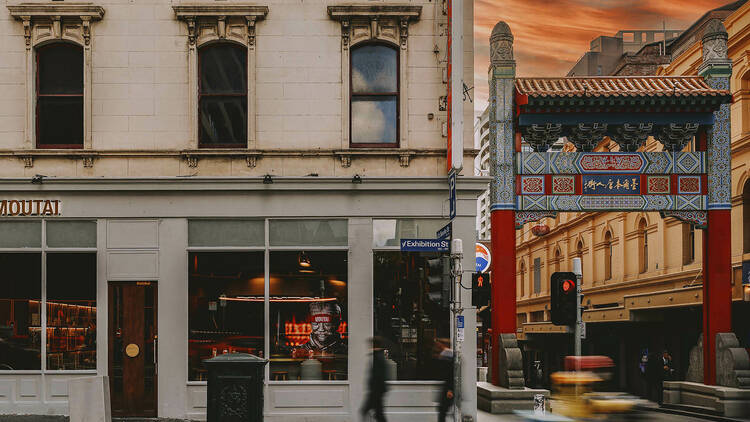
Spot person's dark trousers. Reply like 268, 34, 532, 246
361, 394, 386, 422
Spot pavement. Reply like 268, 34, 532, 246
475, 405, 732, 422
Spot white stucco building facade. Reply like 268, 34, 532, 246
0, 0, 481, 420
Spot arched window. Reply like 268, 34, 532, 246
575, 240, 584, 285
36, 43, 83, 148
350, 43, 398, 147
683, 223, 695, 265
638, 219, 648, 273
554, 247, 561, 273
519, 260, 526, 297
744, 181, 750, 253
604, 231, 612, 280
198, 43, 247, 147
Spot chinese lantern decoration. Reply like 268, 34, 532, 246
531, 221, 550, 237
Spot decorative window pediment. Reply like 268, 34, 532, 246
7, 3, 104, 47
328, 5, 421, 155
327, 5, 421, 49
173, 4, 268, 48
173, 3, 268, 151
7, 3, 104, 153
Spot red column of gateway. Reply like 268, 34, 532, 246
490, 209, 516, 385
703, 209, 732, 385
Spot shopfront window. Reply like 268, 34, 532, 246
188, 251, 264, 381
269, 251, 348, 381
373, 219, 447, 248
0, 253, 42, 370
373, 250, 450, 380
46, 253, 97, 370
0, 220, 97, 372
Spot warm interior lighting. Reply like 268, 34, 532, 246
298, 251, 312, 268
222, 296, 338, 303
327, 279, 346, 287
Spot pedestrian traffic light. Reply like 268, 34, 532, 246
550, 271, 578, 326
472, 272, 490, 307
426, 255, 451, 308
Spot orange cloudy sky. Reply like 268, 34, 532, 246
473, 0, 729, 116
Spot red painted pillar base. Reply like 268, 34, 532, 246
703, 209, 732, 385
490, 209, 516, 385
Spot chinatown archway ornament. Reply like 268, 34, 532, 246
487, 19, 733, 388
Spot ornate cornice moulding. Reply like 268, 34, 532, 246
327, 5, 421, 19
7, 2, 105, 18
171, 3, 268, 18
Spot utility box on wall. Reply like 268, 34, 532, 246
205, 353, 268, 422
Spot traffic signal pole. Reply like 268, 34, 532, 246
450, 238, 464, 422
572, 258, 582, 357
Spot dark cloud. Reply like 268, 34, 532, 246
473, 0, 728, 115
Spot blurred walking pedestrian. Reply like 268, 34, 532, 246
361, 337, 388, 422
433, 339, 454, 422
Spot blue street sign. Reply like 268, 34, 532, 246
437, 222, 452, 240
449, 171, 457, 220
400, 238, 450, 252
457, 315, 464, 329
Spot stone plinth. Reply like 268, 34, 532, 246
68, 376, 111, 422
663, 381, 750, 418
477, 381, 550, 414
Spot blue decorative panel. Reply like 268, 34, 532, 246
517, 195, 708, 211
582, 175, 641, 195
518, 152, 704, 175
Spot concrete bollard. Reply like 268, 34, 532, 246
68, 376, 111, 422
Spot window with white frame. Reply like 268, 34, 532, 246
328, 6, 421, 149
7, 4, 104, 151
173, 6, 268, 150
186, 219, 349, 382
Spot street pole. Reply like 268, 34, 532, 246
572, 258, 582, 357
451, 238, 463, 422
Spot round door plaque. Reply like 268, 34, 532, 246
125, 343, 140, 358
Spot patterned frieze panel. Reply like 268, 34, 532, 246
661, 211, 708, 229
489, 72, 516, 211
515, 211, 557, 229
516, 194, 708, 211
516, 174, 706, 196
518, 152, 705, 175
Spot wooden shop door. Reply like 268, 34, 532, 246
108, 282, 157, 417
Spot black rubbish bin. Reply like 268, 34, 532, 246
205, 353, 268, 422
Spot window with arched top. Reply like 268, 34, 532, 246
638, 219, 648, 273
36, 43, 83, 148
683, 223, 695, 265
604, 231, 612, 280
554, 247, 561, 273
575, 240, 584, 284
519, 260, 526, 297
198, 43, 247, 147
350, 43, 399, 147
744, 180, 750, 253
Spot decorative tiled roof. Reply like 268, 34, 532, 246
515, 76, 730, 98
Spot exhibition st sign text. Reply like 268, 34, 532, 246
0, 199, 61, 216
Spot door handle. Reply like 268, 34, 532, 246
153, 336, 157, 375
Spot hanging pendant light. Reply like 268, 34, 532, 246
531, 219, 550, 237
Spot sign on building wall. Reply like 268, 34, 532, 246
0, 199, 61, 216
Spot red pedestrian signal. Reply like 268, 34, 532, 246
562, 279, 575, 293
472, 272, 490, 307
551, 272, 578, 326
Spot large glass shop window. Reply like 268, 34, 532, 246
269, 251, 348, 380
188, 251, 264, 381
373, 251, 450, 381
46, 253, 97, 370
0, 221, 97, 372
0, 253, 42, 370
